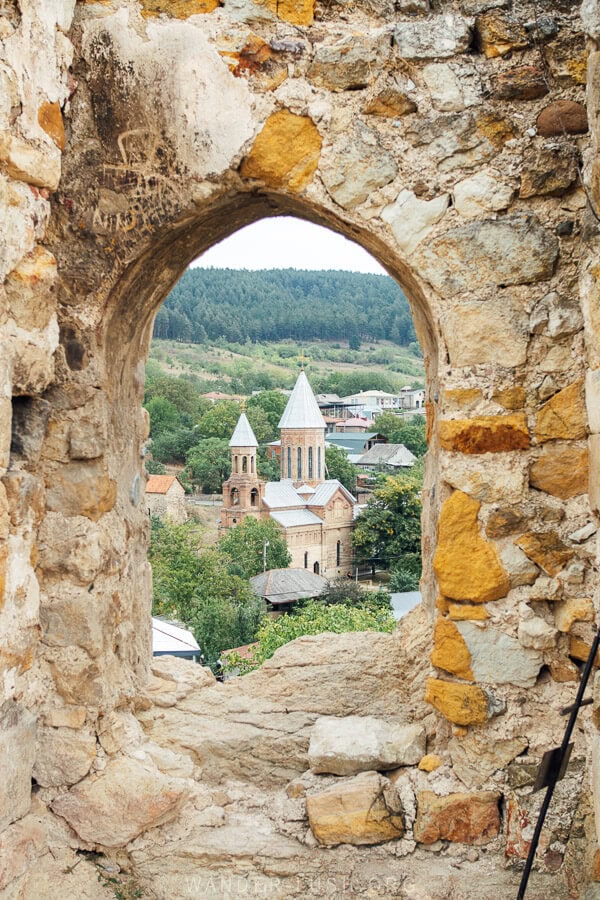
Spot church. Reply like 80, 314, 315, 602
220, 371, 357, 577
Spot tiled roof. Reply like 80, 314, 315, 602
250, 568, 327, 604
146, 475, 179, 494
278, 371, 326, 430
229, 413, 258, 448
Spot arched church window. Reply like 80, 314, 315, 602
287, 446, 291, 479
318, 446, 321, 479
297, 447, 302, 480
313, 561, 320, 575
231, 488, 239, 505
250, 456, 254, 473
250, 488, 258, 507
233, 456, 238, 473
336, 541, 341, 566
242, 456, 247, 473
304, 552, 308, 569
308, 447, 313, 479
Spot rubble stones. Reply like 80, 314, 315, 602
456, 621, 543, 688
307, 34, 388, 92
0, 701, 37, 831
424, 678, 492, 726
381, 190, 448, 254
439, 415, 530, 454
363, 89, 416, 117
240, 111, 322, 191
33, 726, 97, 787
536, 100, 588, 136
490, 66, 549, 100
308, 716, 426, 775
306, 771, 404, 846
529, 443, 589, 499
393, 14, 472, 60
414, 791, 501, 844
519, 143, 579, 198
516, 531, 575, 577
534, 381, 587, 443
475, 11, 528, 58
453, 171, 514, 218
321, 137, 397, 210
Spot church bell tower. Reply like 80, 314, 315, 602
278, 370, 326, 488
220, 409, 264, 529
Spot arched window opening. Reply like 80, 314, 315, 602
336, 540, 341, 566
304, 552, 308, 569
308, 446, 313, 479
318, 446, 322, 480
250, 488, 258, 507
287, 446, 291, 479
231, 488, 239, 506
233, 455, 238, 473
250, 456, 254, 473
242, 456, 247, 473
297, 447, 302, 480
313, 561, 320, 575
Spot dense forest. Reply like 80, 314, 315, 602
153, 268, 416, 346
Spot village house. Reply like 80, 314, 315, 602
220, 371, 357, 576
146, 474, 187, 524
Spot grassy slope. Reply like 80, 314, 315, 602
148, 338, 425, 391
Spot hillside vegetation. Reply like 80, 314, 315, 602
154, 268, 416, 347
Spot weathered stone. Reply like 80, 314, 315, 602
476, 11, 528, 58
500, 544, 539, 587
441, 452, 527, 503
363, 88, 416, 117
422, 63, 466, 112
37, 513, 107, 584
434, 491, 510, 602
517, 615, 557, 652
306, 771, 404, 847
51, 757, 188, 848
69, 419, 107, 460
439, 414, 530, 454
530, 291, 584, 338
453, 171, 513, 218
414, 216, 558, 296
424, 678, 491, 725
381, 190, 449, 254
586, 368, 600, 434
530, 444, 589, 499
38, 101, 66, 150
456, 621, 543, 687
569, 522, 597, 543
490, 66, 549, 100
448, 602, 489, 621
0, 133, 61, 190
493, 388, 528, 411
418, 754, 442, 772
414, 791, 501, 844
41, 584, 111, 657
321, 137, 397, 210
431, 618, 473, 680
44, 706, 87, 729
141, 0, 220, 15
5, 245, 58, 331
520, 143, 579, 199
536, 101, 588, 137
407, 111, 514, 173
44, 462, 117, 521
33, 726, 97, 787
516, 531, 574, 577
308, 716, 426, 775
0, 701, 37, 831
0, 815, 48, 893
450, 733, 527, 788
240, 111, 321, 192
9, 398, 51, 464
590, 434, 600, 515
534, 381, 587, 443
307, 34, 388, 92
393, 14, 472, 60
554, 598, 594, 633
571, 636, 600, 667
442, 301, 526, 366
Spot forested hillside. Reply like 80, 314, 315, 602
153, 268, 415, 346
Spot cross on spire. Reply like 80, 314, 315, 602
299, 349, 310, 370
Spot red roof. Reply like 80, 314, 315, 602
146, 474, 180, 495
221, 642, 258, 660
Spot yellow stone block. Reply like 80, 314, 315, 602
535, 380, 587, 443
240, 110, 322, 192
529, 444, 589, 500
418, 754, 442, 772
448, 602, 489, 621
425, 677, 490, 726
259, 0, 316, 25
439, 413, 530, 454
554, 598, 594, 633
431, 618, 474, 680
433, 491, 510, 603
38, 102, 65, 151
141, 0, 219, 17
492, 386, 526, 411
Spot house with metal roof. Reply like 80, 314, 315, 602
250, 568, 327, 609
146, 474, 187, 524
220, 371, 357, 577
357, 443, 417, 470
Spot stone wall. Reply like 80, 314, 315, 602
1, 0, 600, 894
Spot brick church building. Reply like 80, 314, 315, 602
220, 371, 356, 577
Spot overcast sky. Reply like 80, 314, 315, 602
191, 216, 387, 275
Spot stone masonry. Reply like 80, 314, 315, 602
2, 0, 600, 895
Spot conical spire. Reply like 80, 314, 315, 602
278, 371, 326, 430
229, 413, 258, 448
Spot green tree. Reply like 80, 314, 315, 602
318, 576, 391, 611
352, 473, 422, 571
257, 448, 280, 482
148, 518, 265, 670
145, 396, 180, 436
186, 438, 231, 492
198, 400, 241, 439
246, 406, 273, 444
325, 444, 356, 493
145, 458, 166, 475
247, 390, 288, 438
227, 600, 395, 674
374, 413, 428, 458
218, 517, 291, 579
